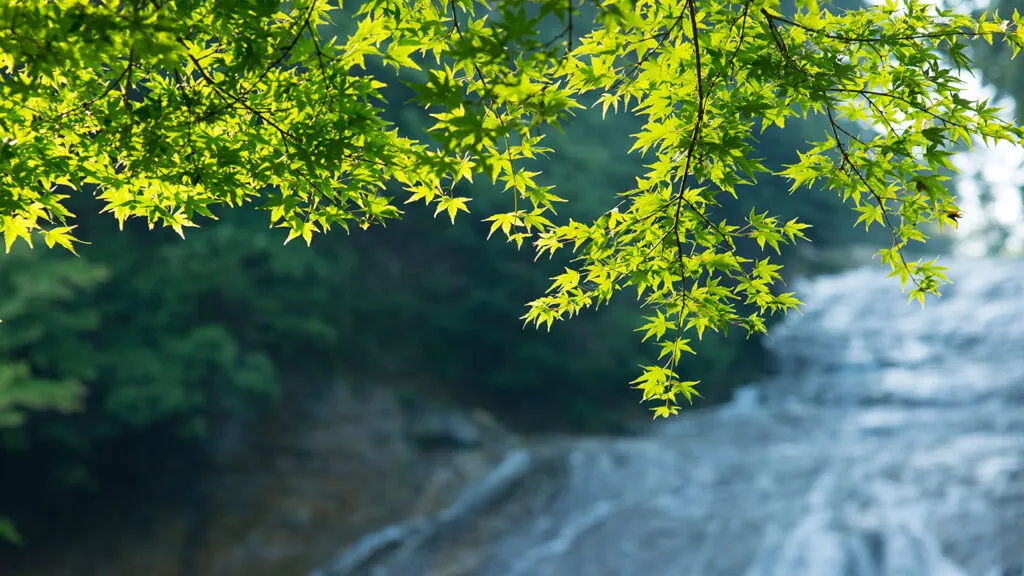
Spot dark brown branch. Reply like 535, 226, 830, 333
765, 11, 1017, 45
824, 106, 920, 289
853, 91, 916, 160
829, 87, 965, 129
608, 12, 686, 94
567, 0, 574, 54
57, 59, 133, 119
186, 51, 296, 144
448, 0, 522, 211
239, 0, 321, 98
121, 48, 135, 112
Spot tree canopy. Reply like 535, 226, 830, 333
2, 0, 1023, 420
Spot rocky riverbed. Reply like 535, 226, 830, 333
315, 259, 1024, 576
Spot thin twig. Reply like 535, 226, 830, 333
824, 106, 920, 289
765, 11, 1017, 45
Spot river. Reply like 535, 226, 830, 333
319, 259, 1024, 576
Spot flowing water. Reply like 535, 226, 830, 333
320, 259, 1024, 576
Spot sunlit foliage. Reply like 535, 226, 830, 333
2, 0, 1023, 421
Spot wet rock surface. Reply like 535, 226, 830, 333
318, 259, 1024, 576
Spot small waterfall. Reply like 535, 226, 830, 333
746, 513, 972, 576
315, 259, 1024, 576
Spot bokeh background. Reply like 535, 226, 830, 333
2, 0, 1023, 574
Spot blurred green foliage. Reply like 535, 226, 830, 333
0, 249, 102, 430
972, 0, 1024, 122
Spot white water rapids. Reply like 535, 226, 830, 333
318, 259, 1024, 576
